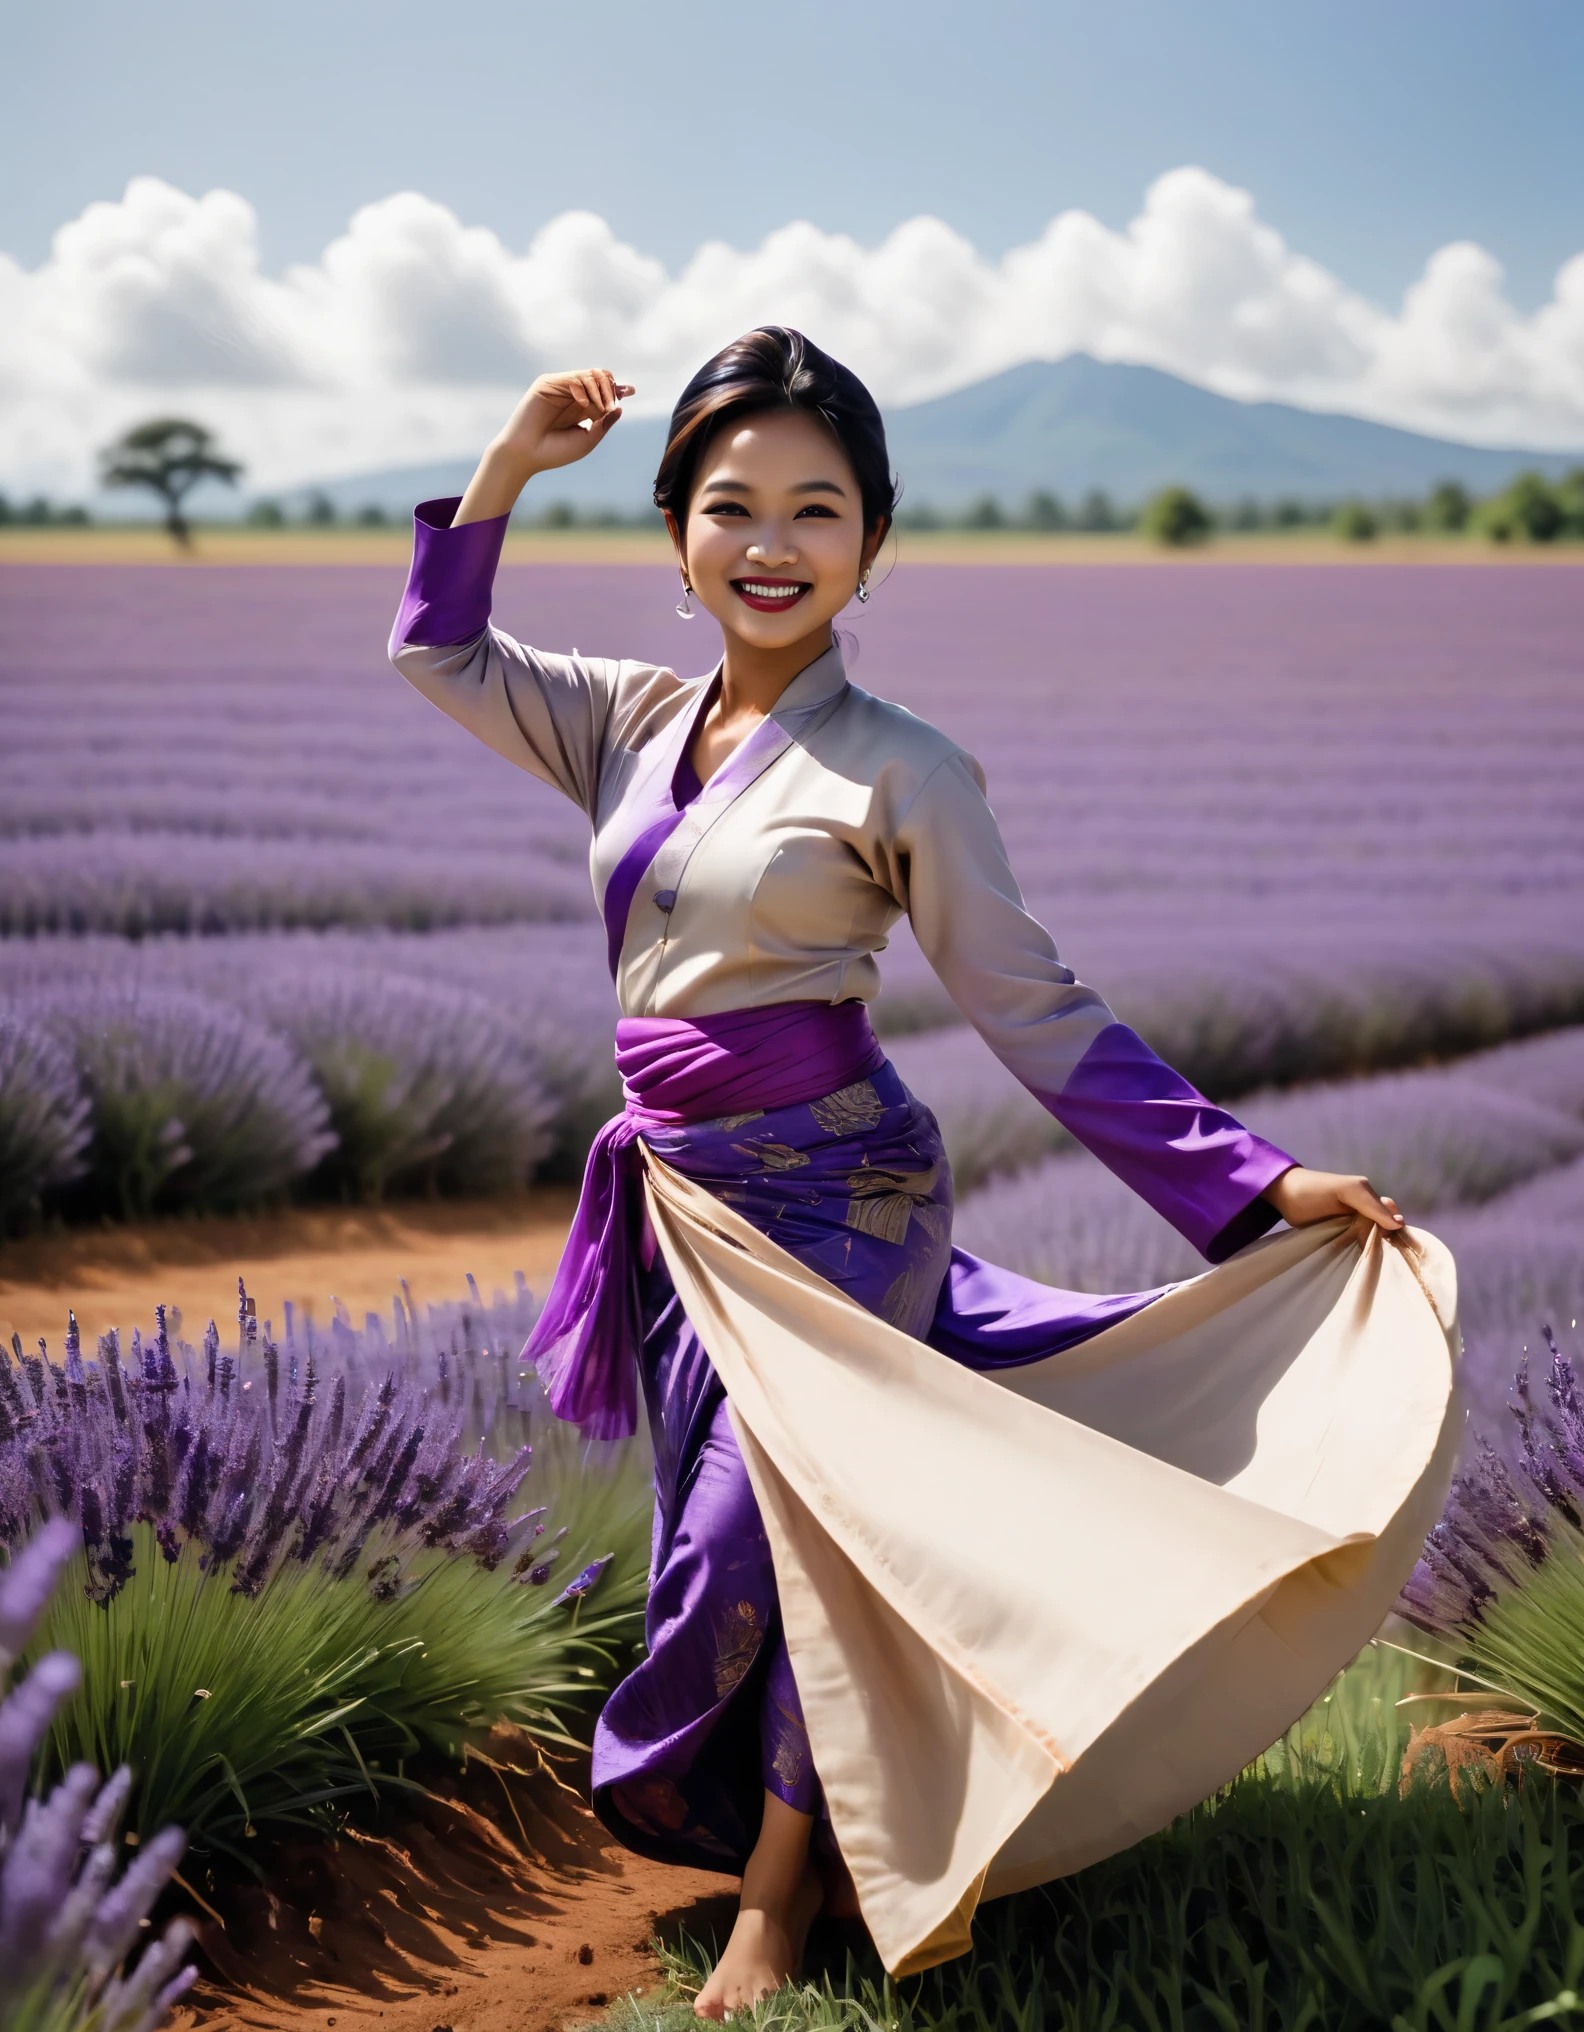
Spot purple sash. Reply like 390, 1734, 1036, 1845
523, 1001, 885, 1439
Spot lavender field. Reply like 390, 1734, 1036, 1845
3, 558, 1583, 1450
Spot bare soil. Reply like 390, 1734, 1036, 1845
0, 1194, 575, 1350
173, 1735, 737, 2032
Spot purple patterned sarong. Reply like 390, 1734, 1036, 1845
529, 1000, 1174, 1874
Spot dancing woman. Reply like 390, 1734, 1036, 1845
391, 330, 1456, 2018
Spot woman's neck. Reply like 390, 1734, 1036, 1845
689, 623, 836, 785
718, 621, 835, 718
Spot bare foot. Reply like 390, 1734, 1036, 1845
692, 1861, 823, 2020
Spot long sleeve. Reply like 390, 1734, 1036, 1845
389, 497, 660, 817
895, 752, 1296, 1263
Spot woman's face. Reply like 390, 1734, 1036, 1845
669, 409, 883, 651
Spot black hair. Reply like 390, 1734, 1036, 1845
653, 327, 899, 535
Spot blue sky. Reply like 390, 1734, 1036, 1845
3, 0, 1581, 491
4, 0, 1581, 306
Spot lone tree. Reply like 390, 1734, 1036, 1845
99, 418, 242, 547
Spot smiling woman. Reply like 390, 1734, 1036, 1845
390, 326, 1449, 2021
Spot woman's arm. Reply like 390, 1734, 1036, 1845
894, 752, 1402, 1257
390, 370, 656, 817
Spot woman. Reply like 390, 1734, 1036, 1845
390, 330, 1455, 2017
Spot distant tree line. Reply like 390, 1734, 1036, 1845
9, 415, 1584, 553
508, 500, 668, 531
0, 494, 91, 526
246, 491, 394, 529
890, 469, 1584, 548
895, 489, 1136, 533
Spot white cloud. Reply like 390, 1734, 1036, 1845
3, 166, 1582, 496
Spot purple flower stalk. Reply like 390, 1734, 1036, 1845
2, 1282, 543, 1607
1399, 1327, 1584, 1641
0, 1523, 193, 2030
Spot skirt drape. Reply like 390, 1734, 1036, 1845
592, 1059, 963, 1865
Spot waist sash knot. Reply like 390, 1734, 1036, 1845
523, 1000, 885, 1438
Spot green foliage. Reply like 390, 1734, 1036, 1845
30, 1466, 650, 1859
1139, 485, 1212, 548
964, 496, 1006, 530
246, 500, 285, 528
98, 419, 242, 546
1558, 469, 1584, 536
1481, 472, 1568, 545
1022, 491, 1067, 531
1442, 1507, 1584, 1746
620, 1645, 1584, 2031
0, 494, 91, 528
355, 503, 389, 527
302, 490, 337, 527
1332, 499, 1380, 543
302, 1038, 457, 1202
1424, 480, 1473, 533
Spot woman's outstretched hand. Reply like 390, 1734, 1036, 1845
1264, 1166, 1404, 1234
455, 369, 635, 525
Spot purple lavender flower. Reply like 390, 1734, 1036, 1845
23, 980, 334, 1220
0, 1514, 78, 1665
551, 1554, 613, 1607
1398, 1329, 1584, 1645
0, 1522, 194, 2032
0, 1006, 91, 1235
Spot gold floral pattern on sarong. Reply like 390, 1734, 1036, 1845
910, 1201, 950, 1249
713, 1111, 766, 1131
845, 1163, 941, 1245
767, 1696, 810, 1792
810, 1078, 885, 1137
734, 1141, 811, 1172
880, 1265, 921, 1330
713, 1599, 762, 1697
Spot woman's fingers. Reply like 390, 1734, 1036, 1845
1338, 1176, 1406, 1231
1265, 1165, 1406, 1233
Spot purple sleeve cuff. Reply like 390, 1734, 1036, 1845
391, 496, 509, 649
1038, 1023, 1296, 1263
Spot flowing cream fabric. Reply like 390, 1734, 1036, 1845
641, 1152, 1460, 1977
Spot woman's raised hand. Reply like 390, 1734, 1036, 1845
1263, 1166, 1405, 1235
454, 369, 635, 525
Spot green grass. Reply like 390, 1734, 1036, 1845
30, 1442, 652, 1859
1456, 1520, 1584, 1747
612, 1646, 1584, 2032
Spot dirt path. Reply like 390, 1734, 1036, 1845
0, 1194, 576, 1349
175, 1741, 735, 2032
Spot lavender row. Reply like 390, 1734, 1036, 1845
0, 830, 591, 938
7, 1285, 651, 1855
0, 962, 561, 1227
874, 950, 1584, 1190
2, 564, 1580, 965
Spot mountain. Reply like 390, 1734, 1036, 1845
278, 356, 1581, 520
883, 357, 1580, 508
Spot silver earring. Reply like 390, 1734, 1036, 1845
855, 573, 871, 605
676, 579, 695, 619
